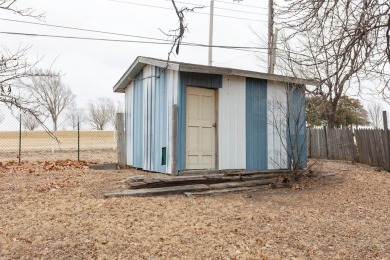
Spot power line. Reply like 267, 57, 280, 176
108, 0, 267, 22
0, 31, 271, 52
0, 17, 271, 53
0, 18, 170, 42
151, 0, 267, 16
0, 30, 314, 58
214, 0, 267, 10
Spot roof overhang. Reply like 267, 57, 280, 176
113, 56, 319, 93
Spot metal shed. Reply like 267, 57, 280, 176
113, 56, 315, 174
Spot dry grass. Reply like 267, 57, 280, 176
0, 131, 116, 150
0, 131, 116, 163
1, 160, 390, 258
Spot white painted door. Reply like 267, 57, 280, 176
186, 87, 216, 169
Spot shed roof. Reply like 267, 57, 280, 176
113, 56, 318, 93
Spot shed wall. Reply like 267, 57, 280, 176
143, 65, 153, 170
149, 67, 168, 173
267, 81, 288, 169
218, 76, 246, 169
287, 84, 307, 169
246, 78, 268, 170
132, 71, 144, 168
125, 82, 134, 166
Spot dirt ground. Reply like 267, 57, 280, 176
1, 160, 390, 259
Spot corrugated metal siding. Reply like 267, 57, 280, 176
267, 81, 288, 169
150, 67, 168, 173
246, 78, 268, 170
287, 84, 307, 169
219, 76, 246, 169
132, 71, 144, 168
177, 72, 222, 171
142, 65, 152, 170
125, 82, 134, 166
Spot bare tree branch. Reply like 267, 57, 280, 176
17, 69, 75, 131
86, 97, 115, 130
0, 0, 44, 19
274, 0, 389, 128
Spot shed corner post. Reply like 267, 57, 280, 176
116, 112, 127, 168
172, 104, 179, 175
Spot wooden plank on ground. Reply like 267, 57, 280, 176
128, 175, 236, 189
209, 179, 274, 189
178, 169, 242, 176
184, 183, 292, 197
104, 184, 210, 197
224, 169, 290, 176
127, 172, 290, 189
184, 187, 266, 197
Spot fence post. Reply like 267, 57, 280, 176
383, 111, 390, 171
307, 128, 312, 158
77, 116, 80, 162
323, 126, 329, 159
18, 112, 22, 164
116, 113, 126, 168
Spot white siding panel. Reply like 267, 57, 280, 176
267, 81, 288, 169
166, 70, 179, 174
218, 76, 246, 169
125, 82, 134, 166
142, 65, 153, 171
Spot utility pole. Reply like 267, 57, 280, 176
208, 0, 215, 66
268, 0, 274, 73
270, 28, 278, 74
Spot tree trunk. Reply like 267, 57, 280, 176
327, 99, 339, 129
327, 112, 335, 129
53, 119, 57, 131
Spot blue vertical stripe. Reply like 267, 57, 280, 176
132, 71, 144, 168
177, 72, 222, 171
150, 67, 168, 173
287, 84, 307, 169
246, 78, 268, 170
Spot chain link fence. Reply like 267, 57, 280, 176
0, 113, 118, 164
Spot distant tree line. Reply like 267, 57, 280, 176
306, 95, 383, 129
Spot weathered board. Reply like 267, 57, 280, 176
104, 184, 210, 197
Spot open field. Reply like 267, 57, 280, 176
0, 131, 116, 163
1, 160, 390, 259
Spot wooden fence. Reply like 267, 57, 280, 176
308, 128, 390, 171
308, 128, 356, 161
354, 129, 390, 169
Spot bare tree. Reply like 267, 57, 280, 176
86, 97, 115, 130
367, 102, 384, 129
21, 111, 39, 130
65, 105, 85, 130
18, 69, 75, 131
0, 1, 58, 137
275, 0, 389, 128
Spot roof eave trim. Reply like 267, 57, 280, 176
113, 57, 181, 93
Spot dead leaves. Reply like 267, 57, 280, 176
0, 159, 96, 174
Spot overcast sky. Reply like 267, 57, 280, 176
0, 0, 271, 130
0, 0, 388, 130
